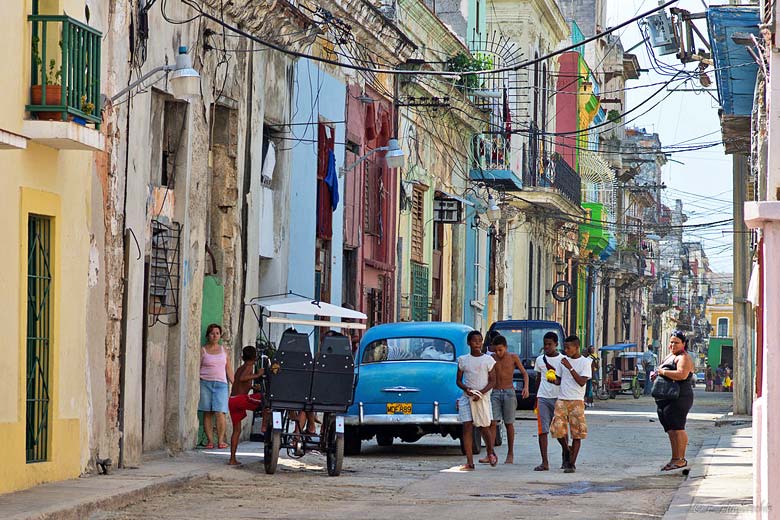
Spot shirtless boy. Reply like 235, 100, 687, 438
228, 346, 264, 466
489, 335, 529, 464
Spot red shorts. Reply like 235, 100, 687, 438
228, 393, 262, 424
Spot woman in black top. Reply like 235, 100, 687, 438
651, 331, 695, 471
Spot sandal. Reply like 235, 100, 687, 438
458, 464, 475, 472
204, 443, 214, 449
478, 456, 491, 464
533, 464, 549, 471
661, 458, 688, 471
218, 442, 228, 449
489, 453, 498, 467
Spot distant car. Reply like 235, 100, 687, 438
693, 372, 704, 387
344, 322, 478, 455
484, 320, 567, 410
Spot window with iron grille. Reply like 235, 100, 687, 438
148, 219, 181, 326
26, 215, 52, 463
368, 287, 384, 328
364, 160, 382, 236
410, 262, 430, 322
411, 185, 426, 263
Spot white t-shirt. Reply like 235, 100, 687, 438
457, 354, 496, 395
535, 352, 563, 399
556, 355, 592, 400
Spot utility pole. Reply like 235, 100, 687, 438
732, 154, 752, 415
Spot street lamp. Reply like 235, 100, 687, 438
486, 195, 501, 222
339, 138, 405, 177
110, 46, 201, 102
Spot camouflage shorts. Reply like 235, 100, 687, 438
549, 399, 588, 440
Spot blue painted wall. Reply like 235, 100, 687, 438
289, 59, 346, 309
463, 205, 478, 327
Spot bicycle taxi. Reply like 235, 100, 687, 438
248, 293, 366, 476
597, 342, 642, 399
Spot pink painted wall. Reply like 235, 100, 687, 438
555, 52, 580, 170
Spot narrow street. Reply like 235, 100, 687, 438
91, 389, 735, 520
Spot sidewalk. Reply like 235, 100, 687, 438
664, 422, 754, 519
0, 444, 264, 520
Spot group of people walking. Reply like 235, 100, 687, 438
455, 329, 696, 473
456, 331, 591, 473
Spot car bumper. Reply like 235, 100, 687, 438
344, 413, 460, 426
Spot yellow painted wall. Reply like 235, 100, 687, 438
706, 308, 734, 337
0, 0, 92, 494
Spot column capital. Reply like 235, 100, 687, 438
745, 201, 780, 228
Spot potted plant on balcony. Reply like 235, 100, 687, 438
30, 36, 64, 121
73, 95, 95, 126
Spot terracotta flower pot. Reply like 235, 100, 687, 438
30, 85, 66, 121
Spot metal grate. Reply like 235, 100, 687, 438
147, 219, 181, 326
410, 262, 429, 322
26, 215, 52, 463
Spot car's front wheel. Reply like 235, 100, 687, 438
458, 425, 482, 455
376, 432, 394, 446
344, 426, 362, 456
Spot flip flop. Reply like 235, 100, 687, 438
218, 442, 228, 449
458, 464, 475, 472
533, 464, 549, 471
204, 443, 214, 449
489, 453, 498, 467
478, 456, 491, 464
661, 458, 688, 471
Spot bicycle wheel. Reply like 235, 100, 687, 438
595, 383, 609, 401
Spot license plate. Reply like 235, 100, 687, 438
387, 402, 412, 415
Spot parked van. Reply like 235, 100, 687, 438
484, 320, 567, 410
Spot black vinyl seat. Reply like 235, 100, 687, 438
266, 330, 314, 410
310, 334, 355, 412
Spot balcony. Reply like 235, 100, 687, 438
652, 288, 672, 307
469, 133, 522, 191
513, 152, 583, 216
24, 14, 103, 151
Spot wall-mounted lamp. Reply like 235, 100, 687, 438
110, 46, 201, 102
340, 138, 405, 176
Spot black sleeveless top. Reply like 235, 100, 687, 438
659, 355, 693, 396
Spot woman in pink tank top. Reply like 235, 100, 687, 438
198, 324, 234, 449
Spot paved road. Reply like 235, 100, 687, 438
91, 389, 734, 520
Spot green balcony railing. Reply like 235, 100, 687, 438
27, 14, 102, 127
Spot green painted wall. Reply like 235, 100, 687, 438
708, 337, 733, 368
200, 275, 225, 344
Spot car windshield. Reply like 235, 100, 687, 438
494, 330, 523, 357
362, 337, 456, 363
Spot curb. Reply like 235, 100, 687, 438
12, 467, 224, 520
662, 434, 720, 520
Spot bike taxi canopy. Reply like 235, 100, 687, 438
600, 342, 637, 352
249, 293, 367, 330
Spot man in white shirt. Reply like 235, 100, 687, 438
533, 331, 563, 471
456, 330, 497, 470
550, 335, 592, 473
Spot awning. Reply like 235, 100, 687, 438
248, 294, 367, 320
437, 190, 475, 207
600, 343, 637, 352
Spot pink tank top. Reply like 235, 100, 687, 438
200, 347, 227, 382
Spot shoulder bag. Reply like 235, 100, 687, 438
651, 375, 680, 400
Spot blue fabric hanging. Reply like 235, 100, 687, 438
324, 149, 339, 210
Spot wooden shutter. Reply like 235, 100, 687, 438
411, 185, 425, 263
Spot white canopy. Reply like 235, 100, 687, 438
248, 294, 367, 320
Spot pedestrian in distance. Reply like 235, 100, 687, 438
227, 346, 264, 466
584, 345, 599, 407
549, 335, 592, 473
199, 324, 233, 450
705, 364, 713, 392
488, 334, 529, 464
714, 363, 724, 392
650, 330, 695, 471
533, 331, 563, 471
456, 330, 497, 471
642, 346, 658, 396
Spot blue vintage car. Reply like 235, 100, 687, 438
344, 322, 476, 455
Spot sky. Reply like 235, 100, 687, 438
606, 0, 734, 273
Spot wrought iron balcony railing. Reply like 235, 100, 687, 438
27, 14, 102, 127
472, 133, 510, 172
